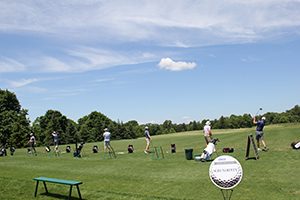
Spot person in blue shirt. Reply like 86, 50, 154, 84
52, 131, 59, 152
253, 116, 267, 151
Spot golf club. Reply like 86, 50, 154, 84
255, 108, 263, 116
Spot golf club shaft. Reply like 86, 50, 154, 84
255, 108, 262, 116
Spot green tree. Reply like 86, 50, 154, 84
279, 116, 289, 123
219, 116, 227, 129
133, 125, 144, 137
77, 111, 116, 142
163, 120, 172, 131
32, 110, 69, 147
0, 89, 30, 147
162, 128, 169, 134
169, 127, 176, 134
65, 120, 79, 144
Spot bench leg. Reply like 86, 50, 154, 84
34, 181, 39, 197
43, 181, 48, 193
77, 185, 82, 200
69, 185, 73, 200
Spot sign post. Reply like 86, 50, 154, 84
209, 155, 243, 199
245, 134, 259, 160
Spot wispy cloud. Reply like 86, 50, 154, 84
94, 78, 114, 82
158, 58, 196, 71
1, 0, 299, 74
1, 1, 299, 46
8, 78, 37, 87
241, 56, 261, 62
0, 56, 25, 72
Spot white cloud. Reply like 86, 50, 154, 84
241, 56, 261, 62
8, 78, 37, 87
94, 78, 114, 82
158, 58, 197, 71
0, 56, 25, 72
1, 0, 299, 74
1, 1, 299, 47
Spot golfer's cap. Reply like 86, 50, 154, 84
104, 128, 108, 131
206, 121, 211, 125
30, 133, 33, 136
145, 126, 148, 129
262, 117, 266, 120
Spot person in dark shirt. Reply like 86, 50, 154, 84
253, 116, 267, 151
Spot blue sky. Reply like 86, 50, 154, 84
1, 0, 300, 124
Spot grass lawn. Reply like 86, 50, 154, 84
0, 123, 299, 199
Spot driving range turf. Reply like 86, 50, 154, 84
0, 123, 299, 200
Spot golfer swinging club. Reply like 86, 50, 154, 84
103, 128, 111, 152
253, 116, 267, 151
52, 131, 59, 152
144, 126, 152, 154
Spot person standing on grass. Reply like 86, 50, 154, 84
203, 121, 213, 147
52, 131, 59, 152
144, 126, 152, 154
27, 133, 37, 153
103, 128, 111, 152
253, 116, 267, 151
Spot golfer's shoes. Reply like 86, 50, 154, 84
258, 148, 263, 151
144, 150, 148, 154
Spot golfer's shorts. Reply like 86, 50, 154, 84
255, 131, 264, 140
30, 142, 35, 147
55, 141, 59, 146
104, 141, 110, 146
146, 138, 150, 145
205, 135, 212, 143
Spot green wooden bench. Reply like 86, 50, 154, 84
33, 177, 83, 200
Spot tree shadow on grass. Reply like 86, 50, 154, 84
39, 192, 85, 200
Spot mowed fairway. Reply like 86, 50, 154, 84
1, 123, 299, 200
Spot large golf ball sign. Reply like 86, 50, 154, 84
209, 155, 243, 190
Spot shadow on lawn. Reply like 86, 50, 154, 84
39, 192, 85, 200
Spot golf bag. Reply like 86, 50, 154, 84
171, 144, 176, 153
45, 146, 51, 153
10, 146, 16, 156
128, 145, 134, 153
74, 142, 84, 157
0, 143, 8, 156
291, 142, 300, 149
223, 148, 234, 153
200, 138, 219, 162
93, 146, 98, 153
66, 146, 71, 153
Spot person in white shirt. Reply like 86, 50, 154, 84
27, 133, 37, 153
203, 121, 213, 147
103, 128, 111, 151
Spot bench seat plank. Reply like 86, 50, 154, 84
33, 177, 82, 200
33, 177, 82, 185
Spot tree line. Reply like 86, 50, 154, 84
1, 89, 299, 148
